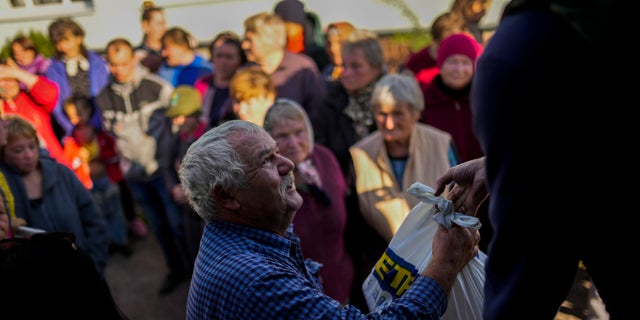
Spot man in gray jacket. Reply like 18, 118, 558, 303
96, 38, 190, 295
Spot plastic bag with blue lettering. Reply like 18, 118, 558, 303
362, 181, 486, 319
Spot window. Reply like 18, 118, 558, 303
10, 0, 26, 7
0, 0, 94, 22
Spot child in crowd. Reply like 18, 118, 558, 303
63, 96, 132, 256
226, 66, 276, 126
163, 85, 206, 269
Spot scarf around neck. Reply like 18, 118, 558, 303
343, 77, 381, 141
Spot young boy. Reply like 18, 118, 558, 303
164, 85, 206, 269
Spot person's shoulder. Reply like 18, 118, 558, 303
0, 162, 18, 179
95, 84, 111, 101
139, 68, 173, 89
33, 75, 57, 89
87, 50, 108, 65
39, 155, 76, 180
141, 70, 170, 86
324, 81, 347, 101
283, 51, 319, 70
133, 42, 147, 52
192, 55, 213, 70
313, 144, 340, 161
312, 145, 343, 170
44, 59, 64, 76
351, 131, 381, 150
406, 46, 431, 64
313, 144, 334, 156
33, 55, 52, 72
195, 73, 214, 86
201, 227, 280, 271
415, 123, 452, 140
415, 67, 440, 88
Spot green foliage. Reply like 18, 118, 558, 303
377, 0, 431, 51
1, 29, 54, 59
389, 29, 432, 52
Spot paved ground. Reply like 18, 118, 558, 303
104, 234, 189, 320
103, 231, 609, 320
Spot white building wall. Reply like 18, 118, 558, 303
0, 0, 509, 51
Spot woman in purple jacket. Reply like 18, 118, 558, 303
263, 98, 355, 305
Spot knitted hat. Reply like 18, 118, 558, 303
436, 33, 482, 68
274, 0, 306, 25
166, 85, 201, 118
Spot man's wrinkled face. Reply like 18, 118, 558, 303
229, 129, 302, 232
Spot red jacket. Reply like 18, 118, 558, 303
420, 75, 484, 162
3, 76, 71, 169
62, 137, 93, 189
67, 125, 124, 185
404, 45, 437, 75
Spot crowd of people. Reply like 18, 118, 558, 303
1, 0, 629, 319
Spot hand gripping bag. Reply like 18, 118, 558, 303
362, 182, 486, 319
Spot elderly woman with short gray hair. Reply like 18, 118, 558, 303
349, 73, 459, 243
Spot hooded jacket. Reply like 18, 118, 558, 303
2, 154, 108, 275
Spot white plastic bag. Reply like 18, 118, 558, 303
362, 182, 486, 319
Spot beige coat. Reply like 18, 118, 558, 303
349, 123, 453, 242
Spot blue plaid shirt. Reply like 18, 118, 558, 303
186, 221, 448, 319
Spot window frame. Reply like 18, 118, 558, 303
0, 0, 94, 23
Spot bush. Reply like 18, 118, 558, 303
377, 29, 432, 73
389, 29, 432, 52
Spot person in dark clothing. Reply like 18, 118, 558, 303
313, 28, 387, 310
0, 232, 128, 319
434, 1, 634, 318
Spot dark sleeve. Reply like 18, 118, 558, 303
150, 109, 176, 181
65, 165, 109, 275
162, 132, 181, 191
302, 67, 326, 122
